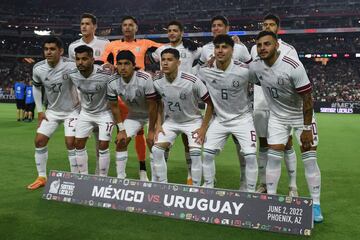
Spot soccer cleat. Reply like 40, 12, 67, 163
313, 204, 324, 223
139, 170, 149, 181
289, 187, 299, 197
27, 176, 47, 190
186, 177, 193, 185
256, 184, 267, 193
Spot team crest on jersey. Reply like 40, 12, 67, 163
179, 90, 187, 100
95, 84, 103, 91
135, 89, 142, 97
95, 49, 101, 56
277, 73, 288, 85
62, 74, 69, 80
135, 47, 141, 53
232, 80, 240, 88
181, 52, 186, 58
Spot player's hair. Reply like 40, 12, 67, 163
213, 34, 234, 48
81, 13, 97, 25
167, 20, 184, 32
161, 48, 180, 60
264, 13, 280, 27
121, 16, 138, 25
211, 15, 229, 26
116, 50, 136, 65
42, 36, 63, 49
256, 31, 278, 41
74, 45, 94, 57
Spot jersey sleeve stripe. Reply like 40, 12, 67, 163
283, 56, 299, 67
282, 58, 299, 69
201, 92, 210, 101
296, 84, 312, 94
145, 92, 159, 99
106, 94, 118, 101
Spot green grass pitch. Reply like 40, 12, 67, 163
0, 103, 359, 239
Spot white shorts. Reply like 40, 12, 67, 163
253, 109, 270, 138
203, 113, 257, 155
124, 118, 147, 138
156, 119, 202, 148
267, 116, 319, 147
76, 111, 114, 141
37, 109, 79, 138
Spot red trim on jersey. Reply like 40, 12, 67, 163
145, 92, 159, 99
201, 92, 210, 101
136, 71, 150, 80
296, 83, 312, 94
283, 56, 299, 68
282, 58, 298, 69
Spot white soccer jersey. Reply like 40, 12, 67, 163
249, 53, 312, 125
199, 42, 252, 65
153, 71, 210, 123
67, 65, 112, 114
32, 57, 80, 114
107, 70, 158, 119
152, 43, 201, 74
198, 60, 254, 123
68, 36, 109, 62
251, 39, 299, 111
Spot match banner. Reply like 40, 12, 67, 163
43, 170, 314, 235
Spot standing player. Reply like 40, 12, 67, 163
14, 79, 26, 121
28, 37, 80, 190
198, 35, 258, 191
199, 16, 252, 190
102, 15, 162, 178
24, 81, 35, 122
152, 20, 201, 184
68, 13, 109, 175
249, 31, 323, 223
68, 13, 109, 64
152, 48, 214, 186
250, 14, 299, 195
68, 45, 114, 176
107, 50, 158, 180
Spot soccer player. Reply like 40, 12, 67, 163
24, 81, 35, 122
68, 13, 109, 175
152, 20, 201, 184
152, 48, 214, 186
68, 13, 109, 63
67, 45, 114, 176
102, 15, 161, 178
107, 50, 158, 180
250, 14, 299, 195
14, 79, 26, 121
198, 35, 258, 191
28, 36, 80, 190
249, 31, 323, 223
199, 16, 252, 190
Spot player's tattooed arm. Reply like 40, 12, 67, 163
109, 100, 127, 146
193, 97, 214, 145
146, 99, 158, 150
301, 92, 314, 151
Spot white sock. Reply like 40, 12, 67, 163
35, 146, 48, 177
149, 152, 157, 182
152, 145, 168, 183
99, 148, 110, 177
258, 147, 268, 185
302, 151, 321, 205
235, 142, 246, 184
189, 148, 202, 186
94, 133, 100, 175
202, 149, 216, 188
244, 153, 258, 192
68, 149, 78, 173
266, 149, 283, 194
185, 151, 192, 178
116, 151, 128, 179
284, 147, 297, 188
76, 148, 88, 174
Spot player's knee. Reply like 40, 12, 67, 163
285, 136, 293, 150
65, 138, 75, 150
268, 144, 285, 151
75, 138, 86, 150
259, 137, 268, 148
98, 141, 109, 150
34, 134, 48, 148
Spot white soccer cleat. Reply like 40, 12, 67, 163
288, 187, 299, 197
139, 170, 149, 181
